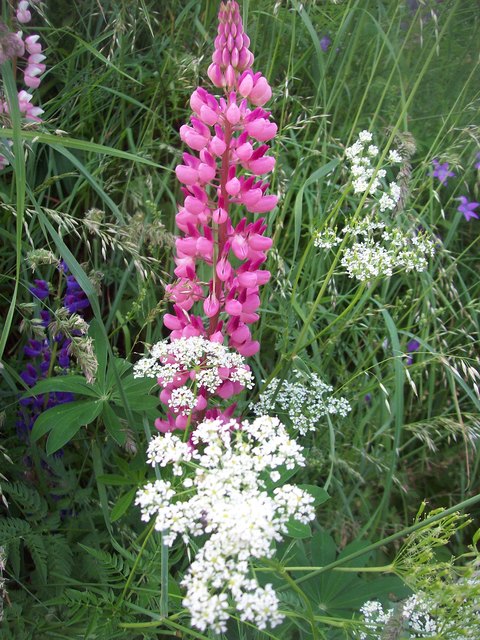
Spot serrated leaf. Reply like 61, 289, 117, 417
101, 403, 126, 445
110, 488, 137, 522
26, 533, 48, 584
8, 537, 21, 578
299, 484, 330, 506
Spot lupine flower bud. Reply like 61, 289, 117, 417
209, 0, 254, 90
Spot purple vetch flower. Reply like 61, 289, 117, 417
39, 309, 50, 326
17, 263, 90, 441
29, 278, 50, 300
475, 152, 480, 170
406, 338, 420, 365
23, 338, 45, 358
457, 196, 479, 222
63, 272, 90, 314
431, 159, 455, 186
58, 342, 71, 368
319, 35, 331, 52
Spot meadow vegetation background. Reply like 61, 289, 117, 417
0, 0, 479, 638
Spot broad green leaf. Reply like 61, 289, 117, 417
110, 487, 137, 522
22, 376, 99, 399
105, 358, 132, 388
116, 394, 160, 412
310, 530, 337, 566
286, 519, 312, 539
101, 403, 126, 446
31, 399, 101, 442
299, 484, 330, 506
45, 400, 103, 455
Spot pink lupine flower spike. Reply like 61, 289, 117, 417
155, 0, 278, 431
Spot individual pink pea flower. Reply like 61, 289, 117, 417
457, 196, 479, 222
17, 89, 44, 121
16, 1, 32, 24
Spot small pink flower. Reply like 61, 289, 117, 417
16, 1, 32, 24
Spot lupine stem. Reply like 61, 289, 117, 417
208, 121, 232, 336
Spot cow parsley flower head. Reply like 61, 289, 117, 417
315, 210, 435, 282
135, 415, 315, 633
134, 336, 254, 429
357, 576, 480, 639
251, 371, 351, 435
345, 131, 402, 207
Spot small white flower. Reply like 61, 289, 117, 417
359, 130, 373, 142
388, 149, 402, 163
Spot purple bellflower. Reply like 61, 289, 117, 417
406, 338, 420, 366
431, 159, 455, 186
457, 196, 479, 222
319, 35, 331, 52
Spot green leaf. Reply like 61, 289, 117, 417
292, 158, 340, 262
286, 518, 312, 539
31, 400, 102, 443
110, 488, 137, 522
89, 319, 108, 388
105, 358, 131, 388
21, 376, 99, 399
0, 127, 161, 167
96, 474, 132, 486
101, 403, 126, 446
299, 484, 330, 507
46, 400, 103, 455
52, 144, 125, 223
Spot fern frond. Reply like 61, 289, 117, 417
2, 483, 48, 520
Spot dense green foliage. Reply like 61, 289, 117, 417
0, 0, 479, 638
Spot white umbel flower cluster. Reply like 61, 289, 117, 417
357, 585, 480, 639
135, 415, 316, 634
251, 371, 351, 435
134, 336, 253, 388
340, 224, 435, 281
315, 212, 436, 282
314, 131, 436, 281
133, 336, 254, 415
345, 130, 402, 206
